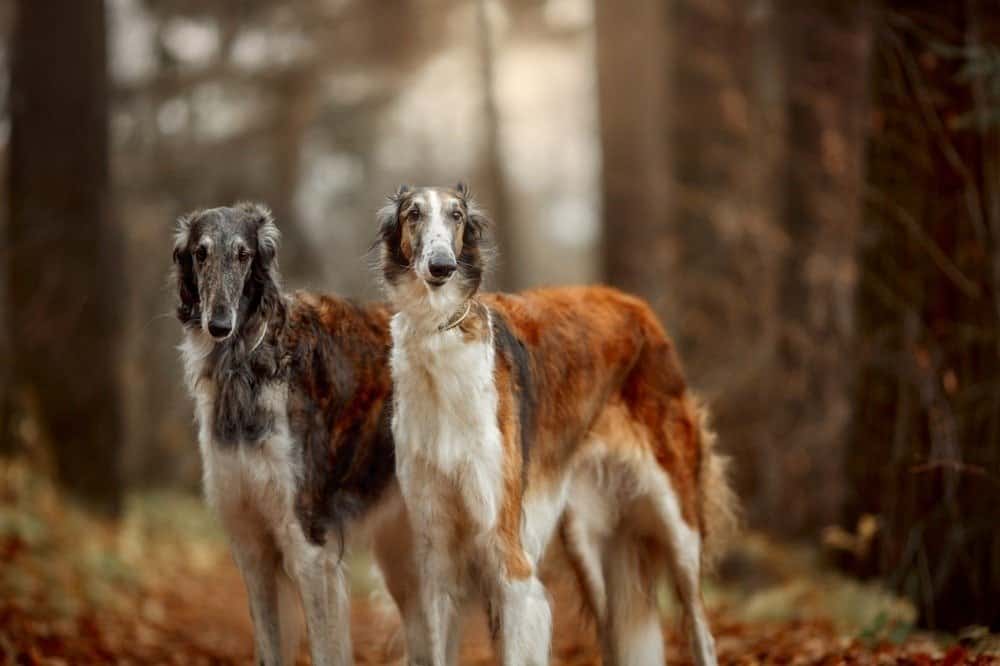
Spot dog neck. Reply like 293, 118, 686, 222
438, 300, 472, 333
243, 317, 269, 354
390, 275, 477, 336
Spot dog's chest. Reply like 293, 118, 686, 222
206, 395, 297, 536
184, 338, 298, 533
391, 328, 500, 469
390, 323, 506, 532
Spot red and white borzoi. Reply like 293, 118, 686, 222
377, 184, 738, 665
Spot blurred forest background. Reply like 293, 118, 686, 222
1, 0, 999, 661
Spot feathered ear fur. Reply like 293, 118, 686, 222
234, 201, 280, 273
173, 212, 200, 325
375, 185, 410, 245
234, 202, 282, 323
373, 186, 414, 285
455, 181, 491, 241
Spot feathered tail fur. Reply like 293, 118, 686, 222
691, 396, 740, 572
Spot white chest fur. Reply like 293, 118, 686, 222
389, 313, 504, 535
180, 333, 299, 544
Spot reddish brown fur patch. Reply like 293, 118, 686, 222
481, 286, 702, 532
494, 345, 533, 581
399, 223, 415, 264
279, 292, 397, 543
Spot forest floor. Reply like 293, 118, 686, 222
2, 458, 998, 665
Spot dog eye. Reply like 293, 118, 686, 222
451, 211, 462, 221
195, 247, 208, 262
237, 248, 251, 262
408, 209, 420, 221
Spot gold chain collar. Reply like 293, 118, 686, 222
438, 301, 472, 333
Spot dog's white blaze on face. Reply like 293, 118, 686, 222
415, 188, 455, 283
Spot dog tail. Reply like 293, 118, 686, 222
691, 395, 740, 572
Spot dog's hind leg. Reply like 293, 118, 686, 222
600, 534, 664, 666
649, 475, 717, 666
560, 493, 609, 625
231, 534, 285, 666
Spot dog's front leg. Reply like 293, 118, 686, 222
231, 536, 284, 666
413, 533, 459, 666
495, 572, 552, 666
286, 542, 352, 666
371, 499, 441, 666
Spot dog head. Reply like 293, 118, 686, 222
375, 183, 490, 315
172, 202, 280, 341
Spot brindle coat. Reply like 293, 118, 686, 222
174, 203, 402, 666
175, 204, 396, 543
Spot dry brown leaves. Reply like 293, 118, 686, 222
2, 459, 998, 665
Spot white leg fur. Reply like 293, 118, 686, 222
230, 535, 284, 666
370, 498, 434, 666
650, 473, 717, 666
496, 576, 552, 666
601, 537, 664, 666
560, 504, 608, 623
566, 447, 718, 666
277, 570, 302, 665
415, 536, 460, 666
285, 542, 352, 666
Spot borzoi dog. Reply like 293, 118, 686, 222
377, 184, 737, 666
174, 203, 420, 666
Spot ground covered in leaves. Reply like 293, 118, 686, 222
2, 459, 998, 665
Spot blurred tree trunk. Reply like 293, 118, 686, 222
475, 0, 515, 291
8, 0, 122, 514
266, 67, 322, 287
0, 13, 10, 456
595, 0, 668, 308
848, 0, 1000, 629
771, 1, 869, 534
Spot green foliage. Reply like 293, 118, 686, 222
933, 42, 1000, 130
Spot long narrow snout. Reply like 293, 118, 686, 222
405, 187, 465, 289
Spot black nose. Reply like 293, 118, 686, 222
208, 306, 232, 338
208, 319, 232, 338
428, 255, 457, 279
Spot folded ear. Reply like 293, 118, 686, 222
236, 201, 280, 268
375, 185, 411, 244
173, 212, 199, 324
460, 187, 491, 242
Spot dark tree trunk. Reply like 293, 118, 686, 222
595, 0, 668, 310
848, 0, 1000, 629
8, 0, 122, 515
771, 0, 869, 534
